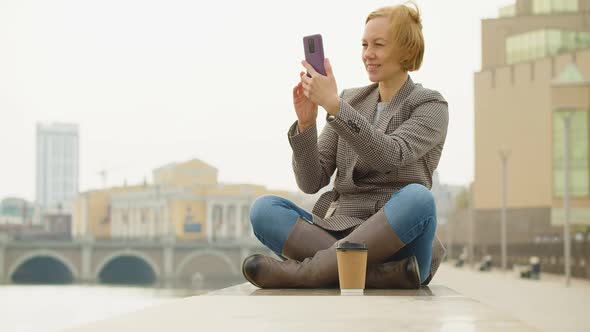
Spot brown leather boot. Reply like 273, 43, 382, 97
421, 235, 446, 285
365, 256, 421, 289
242, 209, 406, 288
281, 217, 422, 289
281, 217, 337, 261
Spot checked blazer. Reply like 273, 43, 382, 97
287, 76, 449, 232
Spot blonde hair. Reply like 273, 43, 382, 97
366, 1, 424, 72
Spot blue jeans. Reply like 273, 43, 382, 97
249, 183, 437, 283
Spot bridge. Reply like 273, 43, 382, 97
0, 236, 271, 287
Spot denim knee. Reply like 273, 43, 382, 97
401, 183, 435, 216
383, 183, 436, 242
249, 195, 277, 233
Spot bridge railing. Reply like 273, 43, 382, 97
1, 235, 266, 248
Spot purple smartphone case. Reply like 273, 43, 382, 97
303, 34, 326, 76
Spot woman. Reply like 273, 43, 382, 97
243, 2, 448, 289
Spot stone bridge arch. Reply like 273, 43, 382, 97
7, 249, 80, 281
93, 249, 162, 280
175, 249, 239, 281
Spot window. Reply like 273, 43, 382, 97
506, 29, 590, 65
553, 110, 589, 197
533, 0, 578, 14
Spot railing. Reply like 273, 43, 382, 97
446, 241, 590, 279
1, 236, 265, 248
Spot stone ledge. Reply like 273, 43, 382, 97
63, 283, 538, 332
206, 282, 462, 297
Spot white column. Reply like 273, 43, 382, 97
125, 208, 131, 239
115, 210, 121, 238
223, 203, 230, 239
132, 208, 138, 238
164, 205, 173, 239
206, 201, 214, 242
158, 202, 165, 237
138, 208, 143, 238
236, 204, 243, 239
127, 207, 133, 238
234, 204, 240, 239
110, 210, 117, 238
149, 206, 156, 239
227, 204, 235, 240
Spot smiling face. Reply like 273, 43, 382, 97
362, 17, 404, 83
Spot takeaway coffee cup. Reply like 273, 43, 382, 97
336, 241, 368, 295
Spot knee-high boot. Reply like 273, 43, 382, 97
281, 217, 337, 261
279, 217, 421, 289
421, 235, 446, 285
242, 209, 413, 288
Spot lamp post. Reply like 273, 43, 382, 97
468, 183, 475, 267
561, 112, 572, 287
499, 150, 510, 270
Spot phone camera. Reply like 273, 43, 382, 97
308, 39, 315, 53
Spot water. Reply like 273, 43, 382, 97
0, 285, 210, 332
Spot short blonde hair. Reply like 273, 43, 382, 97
366, 2, 424, 72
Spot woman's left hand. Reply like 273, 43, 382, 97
301, 58, 340, 116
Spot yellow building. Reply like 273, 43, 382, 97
72, 159, 299, 241
473, 0, 590, 244
153, 159, 217, 187
72, 185, 147, 239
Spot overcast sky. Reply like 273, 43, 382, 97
0, 0, 514, 201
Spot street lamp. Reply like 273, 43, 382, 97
499, 150, 510, 270
559, 111, 573, 287
468, 183, 474, 267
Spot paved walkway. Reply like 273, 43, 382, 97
434, 262, 590, 332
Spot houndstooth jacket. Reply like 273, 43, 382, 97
287, 76, 448, 232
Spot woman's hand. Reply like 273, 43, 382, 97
301, 58, 340, 116
293, 71, 318, 132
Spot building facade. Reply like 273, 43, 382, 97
72, 159, 298, 242
473, 0, 590, 245
0, 198, 34, 225
36, 123, 79, 214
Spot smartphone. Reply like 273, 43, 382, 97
303, 34, 326, 76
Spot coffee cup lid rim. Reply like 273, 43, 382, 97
336, 241, 368, 251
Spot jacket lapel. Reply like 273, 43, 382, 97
344, 84, 380, 167
343, 83, 380, 124
376, 76, 416, 132
348, 77, 416, 181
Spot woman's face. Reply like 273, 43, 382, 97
362, 17, 403, 83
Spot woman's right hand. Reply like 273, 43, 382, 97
293, 71, 318, 132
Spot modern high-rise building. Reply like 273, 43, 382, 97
473, 0, 590, 245
36, 123, 79, 214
